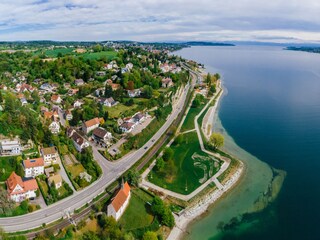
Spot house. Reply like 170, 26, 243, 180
92, 127, 112, 147
49, 121, 60, 134
126, 63, 133, 70
127, 89, 141, 98
82, 117, 101, 134
111, 83, 120, 91
51, 95, 62, 104
40, 106, 49, 114
6, 172, 38, 202
44, 167, 55, 177
48, 174, 63, 189
0, 84, 8, 91
64, 83, 71, 89
68, 88, 79, 96
23, 157, 45, 178
67, 129, 89, 152
20, 83, 34, 93
99, 97, 117, 107
162, 77, 174, 88
120, 122, 135, 133
132, 112, 146, 123
121, 67, 129, 74
40, 83, 53, 92
64, 110, 73, 121
74, 79, 84, 86
44, 111, 53, 120
107, 182, 131, 221
40, 146, 59, 165
20, 98, 28, 106
73, 99, 84, 108
0, 140, 21, 155
95, 88, 105, 97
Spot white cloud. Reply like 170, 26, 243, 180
0, 0, 319, 42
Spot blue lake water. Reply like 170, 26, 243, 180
176, 46, 320, 240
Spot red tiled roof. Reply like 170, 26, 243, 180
111, 182, 131, 212
6, 172, 38, 195
84, 118, 100, 128
23, 158, 44, 168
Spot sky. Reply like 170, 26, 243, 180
1, 0, 320, 43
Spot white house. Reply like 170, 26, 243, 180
0, 140, 21, 155
127, 89, 141, 98
51, 95, 62, 104
49, 121, 60, 134
6, 172, 38, 202
120, 122, 135, 133
48, 174, 63, 189
40, 146, 59, 165
107, 182, 131, 221
23, 157, 45, 178
92, 127, 112, 147
161, 77, 174, 88
73, 99, 84, 108
99, 97, 117, 107
74, 79, 84, 86
20, 98, 28, 106
67, 129, 90, 152
82, 117, 101, 134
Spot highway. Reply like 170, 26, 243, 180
0, 68, 198, 233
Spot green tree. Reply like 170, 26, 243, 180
125, 170, 140, 186
0, 188, 15, 215
209, 133, 224, 149
143, 231, 158, 240
104, 84, 113, 98
163, 147, 174, 162
155, 158, 165, 172
143, 85, 153, 99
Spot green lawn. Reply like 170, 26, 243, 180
66, 163, 85, 178
0, 156, 19, 181
180, 97, 208, 132
38, 178, 49, 198
119, 189, 154, 231
149, 132, 220, 194
82, 51, 117, 60
45, 48, 75, 57
106, 103, 137, 118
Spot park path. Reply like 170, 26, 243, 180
140, 79, 231, 201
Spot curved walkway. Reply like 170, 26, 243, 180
141, 78, 230, 202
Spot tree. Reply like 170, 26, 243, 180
163, 147, 174, 161
155, 158, 165, 172
143, 231, 158, 240
206, 73, 211, 86
214, 73, 221, 80
143, 85, 153, 99
209, 133, 224, 149
0, 187, 15, 215
104, 85, 113, 98
127, 80, 134, 90
125, 170, 140, 186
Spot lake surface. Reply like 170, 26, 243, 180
176, 46, 320, 240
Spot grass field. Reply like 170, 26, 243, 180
43, 48, 75, 57
149, 132, 220, 194
119, 189, 154, 231
82, 51, 117, 60
0, 157, 17, 181
106, 103, 137, 118
180, 97, 208, 132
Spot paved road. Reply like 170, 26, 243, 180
0, 70, 194, 233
